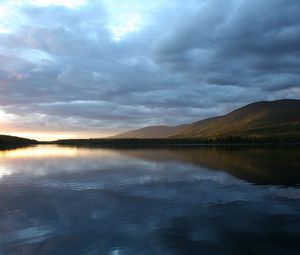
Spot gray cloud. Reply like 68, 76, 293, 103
0, 0, 299, 136
153, 0, 300, 90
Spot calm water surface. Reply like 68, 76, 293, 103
0, 145, 300, 254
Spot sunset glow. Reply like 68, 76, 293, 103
0, 144, 122, 159
1, 145, 78, 158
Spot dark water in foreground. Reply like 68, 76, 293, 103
0, 145, 300, 255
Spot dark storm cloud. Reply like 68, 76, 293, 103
153, 0, 300, 91
0, 0, 299, 134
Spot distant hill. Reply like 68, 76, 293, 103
114, 99, 300, 141
113, 125, 186, 138
0, 135, 37, 148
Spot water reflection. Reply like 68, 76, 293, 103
1, 145, 78, 158
0, 145, 299, 255
121, 146, 300, 186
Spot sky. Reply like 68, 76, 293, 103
0, 0, 299, 140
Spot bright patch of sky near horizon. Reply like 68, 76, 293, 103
0, 0, 299, 140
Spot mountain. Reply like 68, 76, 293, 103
114, 99, 300, 141
172, 99, 300, 140
112, 125, 187, 138
0, 135, 38, 148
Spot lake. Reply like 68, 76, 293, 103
0, 145, 300, 254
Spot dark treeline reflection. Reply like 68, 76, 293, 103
0, 145, 299, 255
120, 145, 300, 186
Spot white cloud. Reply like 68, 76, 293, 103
22, 0, 86, 8
108, 13, 143, 41
103, 0, 167, 41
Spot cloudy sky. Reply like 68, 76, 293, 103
0, 0, 299, 140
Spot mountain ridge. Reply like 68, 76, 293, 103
0, 134, 38, 148
112, 125, 187, 138
113, 99, 300, 140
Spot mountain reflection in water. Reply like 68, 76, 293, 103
121, 146, 300, 186
0, 145, 299, 255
